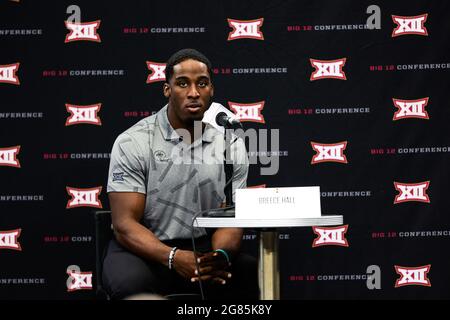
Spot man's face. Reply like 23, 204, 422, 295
164, 59, 214, 128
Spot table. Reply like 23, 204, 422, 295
194, 215, 344, 300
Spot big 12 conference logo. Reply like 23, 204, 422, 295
395, 265, 431, 287
227, 18, 264, 40
0, 229, 22, 251
65, 20, 101, 43
392, 14, 428, 37
146, 61, 166, 83
65, 103, 102, 126
228, 101, 265, 123
393, 97, 429, 120
310, 58, 346, 81
312, 225, 349, 247
311, 141, 348, 164
0, 146, 21, 168
394, 181, 430, 204
0, 63, 20, 85
66, 186, 103, 209
66, 265, 93, 292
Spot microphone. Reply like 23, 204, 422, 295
215, 112, 242, 128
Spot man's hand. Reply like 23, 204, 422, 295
191, 251, 232, 285
171, 249, 202, 280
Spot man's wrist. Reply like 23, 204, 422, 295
214, 248, 231, 264
168, 247, 178, 270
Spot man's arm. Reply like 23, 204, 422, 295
109, 191, 200, 279
211, 227, 243, 258
109, 192, 172, 266
192, 228, 242, 284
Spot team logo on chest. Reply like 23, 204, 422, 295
154, 150, 170, 162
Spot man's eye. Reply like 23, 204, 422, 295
178, 82, 187, 87
198, 82, 208, 87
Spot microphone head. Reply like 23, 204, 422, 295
215, 112, 242, 128
215, 112, 229, 127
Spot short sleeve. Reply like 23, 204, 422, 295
107, 133, 147, 194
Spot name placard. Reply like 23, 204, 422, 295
235, 186, 321, 219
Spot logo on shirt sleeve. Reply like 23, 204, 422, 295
112, 172, 125, 182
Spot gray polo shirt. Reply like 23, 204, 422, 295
107, 105, 248, 240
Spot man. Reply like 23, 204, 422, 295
103, 48, 259, 300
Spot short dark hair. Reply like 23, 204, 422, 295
165, 48, 213, 82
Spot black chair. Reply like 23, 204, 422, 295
93, 210, 201, 300
94, 210, 113, 300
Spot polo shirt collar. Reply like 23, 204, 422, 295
157, 104, 221, 144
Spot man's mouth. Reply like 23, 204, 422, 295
186, 103, 202, 112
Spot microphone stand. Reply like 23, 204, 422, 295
201, 125, 236, 217
199, 116, 243, 217
224, 127, 234, 207
190, 118, 241, 299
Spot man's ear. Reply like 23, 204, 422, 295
163, 83, 170, 98
210, 83, 214, 97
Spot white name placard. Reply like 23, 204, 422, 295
235, 186, 322, 219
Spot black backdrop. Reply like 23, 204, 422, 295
1, 0, 450, 300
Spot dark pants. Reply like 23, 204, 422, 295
102, 236, 260, 300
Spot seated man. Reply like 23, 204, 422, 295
103, 48, 259, 300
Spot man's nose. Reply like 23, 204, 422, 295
187, 84, 200, 98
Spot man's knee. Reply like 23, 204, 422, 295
102, 251, 158, 299
106, 268, 157, 300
